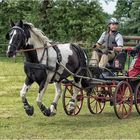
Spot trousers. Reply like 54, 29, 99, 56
89, 49, 115, 67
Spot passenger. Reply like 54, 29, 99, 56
90, 17, 123, 68
129, 44, 140, 77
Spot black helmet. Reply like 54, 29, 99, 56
108, 18, 119, 24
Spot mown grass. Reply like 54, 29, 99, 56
0, 57, 140, 139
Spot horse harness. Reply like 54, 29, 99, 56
24, 44, 62, 83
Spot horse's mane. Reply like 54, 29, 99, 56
24, 22, 52, 46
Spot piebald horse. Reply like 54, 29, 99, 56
6, 20, 89, 117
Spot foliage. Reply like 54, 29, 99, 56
0, 0, 40, 53
0, 0, 109, 54
40, 0, 107, 43
114, 0, 140, 36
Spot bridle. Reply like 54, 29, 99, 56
8, 26, 48, 53
8, 26, 27, 50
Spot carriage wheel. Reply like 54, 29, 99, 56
134, 82, 140, 115
87, 86, 106, 114
62, 85, 83, 116
114, 81, 133, 119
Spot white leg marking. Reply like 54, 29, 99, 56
36, 83, 48, 106
53, 82, 62, 103
72, 81, 81, 100
49, 82, 62, 114
20, 83, 31, 101
68, 82, 81, 112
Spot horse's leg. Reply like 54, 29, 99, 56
68, 78, 81, 112
48, 82, 62, 116
36, 80, 51, 116
20, 77, 34, 116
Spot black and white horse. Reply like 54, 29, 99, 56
6, 20, 89, 117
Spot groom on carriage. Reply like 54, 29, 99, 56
90, 18, 124, 68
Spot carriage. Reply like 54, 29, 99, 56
62, 48, 140, 119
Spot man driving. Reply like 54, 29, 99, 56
90, 17, 123, 67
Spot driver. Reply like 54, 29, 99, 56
90, 17, 123, 67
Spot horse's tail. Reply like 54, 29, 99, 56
71, 43, 87, 67
71, 44, 92, 92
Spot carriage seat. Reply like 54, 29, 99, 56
106, 51, 127, 72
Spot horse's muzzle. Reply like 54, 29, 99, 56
6, 50, 16, 58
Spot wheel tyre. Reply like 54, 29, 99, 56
114, 81, 133, 119
134, 82, 140, 115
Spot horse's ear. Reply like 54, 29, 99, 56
10, 20, 15, 27
18, 20, 23, 27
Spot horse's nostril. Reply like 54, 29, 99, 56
6, 51, 13, 57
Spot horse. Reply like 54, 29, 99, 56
6, 20, 89, 117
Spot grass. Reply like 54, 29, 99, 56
0, 57, 140, 139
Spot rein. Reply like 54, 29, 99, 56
16, 46, 48, 53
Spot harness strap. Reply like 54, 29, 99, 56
50, 45, 62, 82
53, 45, 62, 63
39, 47, 47, 63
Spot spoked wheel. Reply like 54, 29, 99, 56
87, 86, 106, 114
114, 81, 133, 119
134, 82, 140, 115
62, 85, 83, 116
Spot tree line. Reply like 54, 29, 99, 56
0, 0, 108, 53
0, 0, 140, 54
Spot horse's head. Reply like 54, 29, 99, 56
6, 20, 30, 57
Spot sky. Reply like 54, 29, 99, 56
100, 0, 118, 14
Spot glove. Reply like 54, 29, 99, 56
95, 48, 102, 53
92, 44, 97, 48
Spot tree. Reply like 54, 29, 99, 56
0, 0, 40, 53
0, 0, 110, 54
114, 0, 140, 36
128, 1, 140, 35
39, 0, 108, 43
114, 0, 132, 20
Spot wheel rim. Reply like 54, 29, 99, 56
62, 86, 83, 116
134, 82, 140, 115
114, 81, 133, 119
87, 87, 106, 114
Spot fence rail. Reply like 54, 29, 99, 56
0, 35, 140, 56
123, 36, 140, 41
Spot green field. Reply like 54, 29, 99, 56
0, 57, 140, 139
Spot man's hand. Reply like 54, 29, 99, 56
92, 43, 101, 49
92, 44, 97, 48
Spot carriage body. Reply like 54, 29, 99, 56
62, 48, 140, 119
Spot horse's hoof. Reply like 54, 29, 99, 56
67, 101, 76, 113
43, 108, 51, 117
68, 108, 75, 115
43, 108, 56, 117
24, 105, 34, 116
